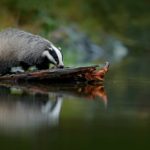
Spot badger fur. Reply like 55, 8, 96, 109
0, 28, 64, 75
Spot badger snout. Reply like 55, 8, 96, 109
57, 65, 64, 69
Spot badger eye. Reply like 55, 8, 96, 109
48, 49, 59, 64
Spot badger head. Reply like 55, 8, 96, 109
42, 44, 64, 68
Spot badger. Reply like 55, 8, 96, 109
0, 28, 64, 75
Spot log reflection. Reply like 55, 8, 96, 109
0, 83, 107, 132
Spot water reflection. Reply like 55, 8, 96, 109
0, 83, 107, 133
0, 88, 63, 131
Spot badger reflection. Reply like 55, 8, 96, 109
0, 86, 63, 131
0, 83, 107, 132
41, 94, 63, 125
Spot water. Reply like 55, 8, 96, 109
0, 52, 150, 150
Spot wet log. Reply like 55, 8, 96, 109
0, 62, 109, 84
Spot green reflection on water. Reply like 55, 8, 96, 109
0, 52, 150, 150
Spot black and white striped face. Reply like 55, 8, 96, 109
42, 44, 64, 68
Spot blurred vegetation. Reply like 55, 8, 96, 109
0, 0, 149, 50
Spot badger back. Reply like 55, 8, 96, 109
0, 29, 51, 65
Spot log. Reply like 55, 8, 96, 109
0, 62, 109, 84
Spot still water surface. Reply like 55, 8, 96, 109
0, 53, 150, 150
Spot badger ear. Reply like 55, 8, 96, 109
58, 47, 62, 51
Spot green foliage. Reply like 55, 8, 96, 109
0, 0, 149, 51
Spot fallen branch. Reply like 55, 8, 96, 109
0, 62, 109, 84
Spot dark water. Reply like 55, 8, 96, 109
0, 53, 150, 150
